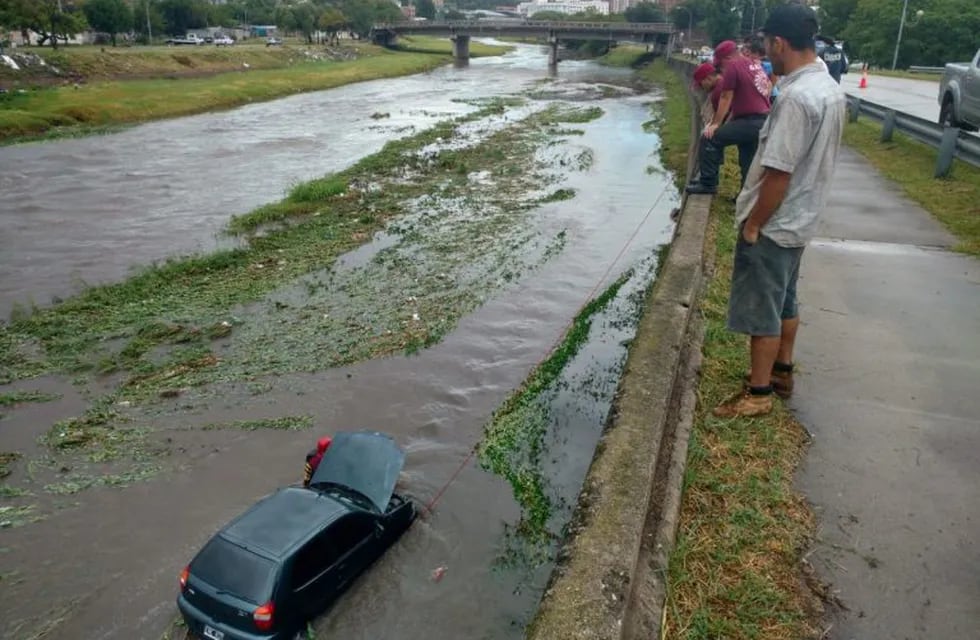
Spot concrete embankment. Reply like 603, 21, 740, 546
527, 58, 710, 640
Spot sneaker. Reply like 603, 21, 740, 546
742, 370, 794, 398
713, 390, 773, 418
686, 182, 718, 195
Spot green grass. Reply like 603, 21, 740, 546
0, 47, 454, 143
1, 100, 600, 394
0, 452, 22, 479
201, 415, 313, 431
597, 44, 652, 68
843, 119, 980, 255
868, 68, 940, 82
0, 390, 60, 407
641, 62, 819, 640
1, 43, 326, 82
478, 272, 631, 540
392, 35, 512, 58
638, 59, 692, 188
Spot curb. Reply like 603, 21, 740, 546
526, 60, 709, 640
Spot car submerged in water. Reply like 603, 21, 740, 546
177, 431, 417, 640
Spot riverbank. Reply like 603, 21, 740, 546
630, 59, 821, 640
0, 39, 509, 143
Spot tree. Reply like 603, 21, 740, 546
277, 1, 320, 43
1, 0, 88, 49
704, 0, 739, 44
83, 0, 132, 46
624, 1, 664, 23
132, 0, 165, 42
157, 0, 207, 36
341, 0, 401, 38
318, 6, 346, 42
842, 0, 980, 68
815, 0, 858, 38
415, 0, 436, 20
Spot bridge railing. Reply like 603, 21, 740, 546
375, 20, 675, 33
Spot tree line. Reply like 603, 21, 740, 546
667, 0, 980, 68
0, 0, 423, 48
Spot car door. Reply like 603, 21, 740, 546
967, 49, 980, 125
289, 531, 340, 618
330, 513, 379, 591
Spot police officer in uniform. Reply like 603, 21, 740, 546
817, 35, 847, 83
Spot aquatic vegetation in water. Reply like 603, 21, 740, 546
478, 271, 632, 541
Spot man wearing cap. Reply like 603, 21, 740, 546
817, 35, 848, 83
686, 39, 772, 195
713, 3, 846, 418
691, 62, 722, 127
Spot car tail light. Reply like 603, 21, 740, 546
179, 566, 189, 591
254, 601, 274, 631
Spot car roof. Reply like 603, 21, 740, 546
220, 486, 352, 559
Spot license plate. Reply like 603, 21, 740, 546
203, 626, 224, 640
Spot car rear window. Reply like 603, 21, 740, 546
191, 536, 276, 604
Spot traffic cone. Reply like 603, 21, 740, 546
859, 68, 868, 89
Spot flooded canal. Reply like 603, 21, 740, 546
0, 43, 679, 639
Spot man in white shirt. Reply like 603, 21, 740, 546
714, 3, 847, 418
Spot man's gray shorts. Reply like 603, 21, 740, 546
728, 232, 804, 336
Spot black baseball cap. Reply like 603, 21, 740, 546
762, 4, 819, 44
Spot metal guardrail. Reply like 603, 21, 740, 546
908, 65, 944, 74
847, 96, 980, 176
376, 20, 675, 33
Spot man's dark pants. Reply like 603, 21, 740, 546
697, 114, 767, 188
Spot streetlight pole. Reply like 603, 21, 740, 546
675, 6, 693, 45
146, 0, 153, 44
891, 0, 909, 70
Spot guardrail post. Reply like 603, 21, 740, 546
935, 127, 958, 178
881, 110, 896, 142
848, 98, 860, 123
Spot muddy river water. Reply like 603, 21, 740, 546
0, 43, 679, 639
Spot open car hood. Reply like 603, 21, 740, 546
309, 431, 405, 513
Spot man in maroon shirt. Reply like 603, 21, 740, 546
687, 40, 772, 195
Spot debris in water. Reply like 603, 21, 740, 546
431, 566, 447, 582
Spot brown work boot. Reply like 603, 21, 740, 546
713, 390, 773, 418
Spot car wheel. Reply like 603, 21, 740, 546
939, 97, 958, 128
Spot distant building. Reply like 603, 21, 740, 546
401, 3, 417, 18
519, 0, 611, 16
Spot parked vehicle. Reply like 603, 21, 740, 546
166, 34, 206, 46
939, 47, 980, 131
214, 35, 235, 46
177, 432, 417, 640
266, 37, 283, 46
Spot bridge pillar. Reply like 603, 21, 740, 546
548, 36, 559, 67
451, 35, 470, 61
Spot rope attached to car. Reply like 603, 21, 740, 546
423, 183, 676, 515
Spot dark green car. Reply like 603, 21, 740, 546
177, 432, 417, 640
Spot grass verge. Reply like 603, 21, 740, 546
392, 35, 512, 57
638, 58, 691, 187
843, 119, 980, 255
0, 46, 451, 143
642, 61, 821, 639
867, 69, 940, 82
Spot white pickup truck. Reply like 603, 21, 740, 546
165, 34, 205, 46
939, 47, 980, 131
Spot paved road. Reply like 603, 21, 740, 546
793, 148, 980, 638
840, 72, 941, 122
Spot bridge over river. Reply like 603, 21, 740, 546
372, 20, 676, 65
